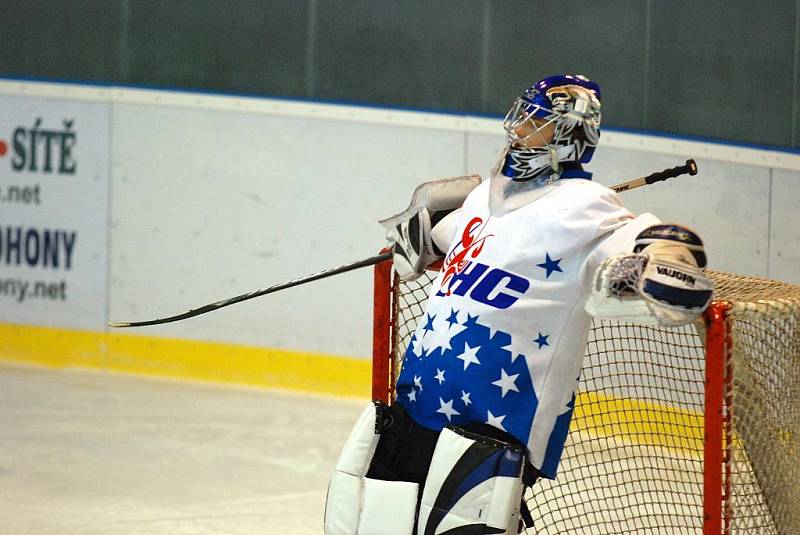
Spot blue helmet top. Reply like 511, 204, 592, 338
521, 74, 601, 118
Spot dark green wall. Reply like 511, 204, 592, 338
2, 0, 798, 149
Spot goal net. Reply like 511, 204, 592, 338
372, 262, 799, 534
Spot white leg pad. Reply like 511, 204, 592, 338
335, 402, 383, 476
325, 472, 363, 535
357, 477, 419, 535
325, 402, 381, 535
417, 427, 526, 535
325, 403, 420, 535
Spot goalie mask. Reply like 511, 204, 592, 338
490, 74, 602, 215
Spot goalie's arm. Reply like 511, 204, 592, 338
585, 224, 714, 326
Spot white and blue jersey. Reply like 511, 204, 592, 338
395, 177, 659, 479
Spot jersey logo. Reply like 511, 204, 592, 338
437, 217, 529, 309
440, 217, 493, 295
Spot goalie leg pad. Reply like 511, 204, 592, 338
325, 471, 363, 535
334, 401, 385, 477
325, 401, 383, 535
417, 427, 527, 535
326, 474, 419, 535
357, 477, 418, 535
325, 402, 422, 535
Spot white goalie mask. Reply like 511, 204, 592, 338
489, 75, 602, 215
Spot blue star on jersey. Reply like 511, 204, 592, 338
536, 253, 563, 278
423, 313, 436, 333
446, 308, 460, 327
396, 308, 538, 443
534, 332, 550, 348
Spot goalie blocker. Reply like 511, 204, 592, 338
380, 175, 481, 282
585, 223, 714, 326
325, 402, 529, 535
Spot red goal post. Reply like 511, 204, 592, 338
372, 258, 799, 534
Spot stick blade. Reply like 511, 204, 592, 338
108, 314, 190, 328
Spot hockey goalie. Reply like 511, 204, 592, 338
324, 74, 714, 535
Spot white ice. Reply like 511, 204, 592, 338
2, 362, 766, 534
0, 362, 364, 534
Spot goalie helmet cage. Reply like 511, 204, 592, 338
371, 260, 800, 534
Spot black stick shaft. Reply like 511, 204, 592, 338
109, 251, 392, 327
611, 159, 697, 193
110, 159, 698, 328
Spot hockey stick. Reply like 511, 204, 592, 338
108, 251, 392, 327
109, 159, 697, 328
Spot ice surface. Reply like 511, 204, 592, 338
0, 362, 726, 534
0, 362, 364, 534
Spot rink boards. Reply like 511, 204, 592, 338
1, 78, 799, 430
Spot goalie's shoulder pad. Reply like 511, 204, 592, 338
634, 223, 707, 268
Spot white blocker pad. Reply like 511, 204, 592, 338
379, 175, 481, 231
380, 175, 481, 282
417, 427, 526, 535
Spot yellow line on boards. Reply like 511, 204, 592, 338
0, 322, 371, 398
